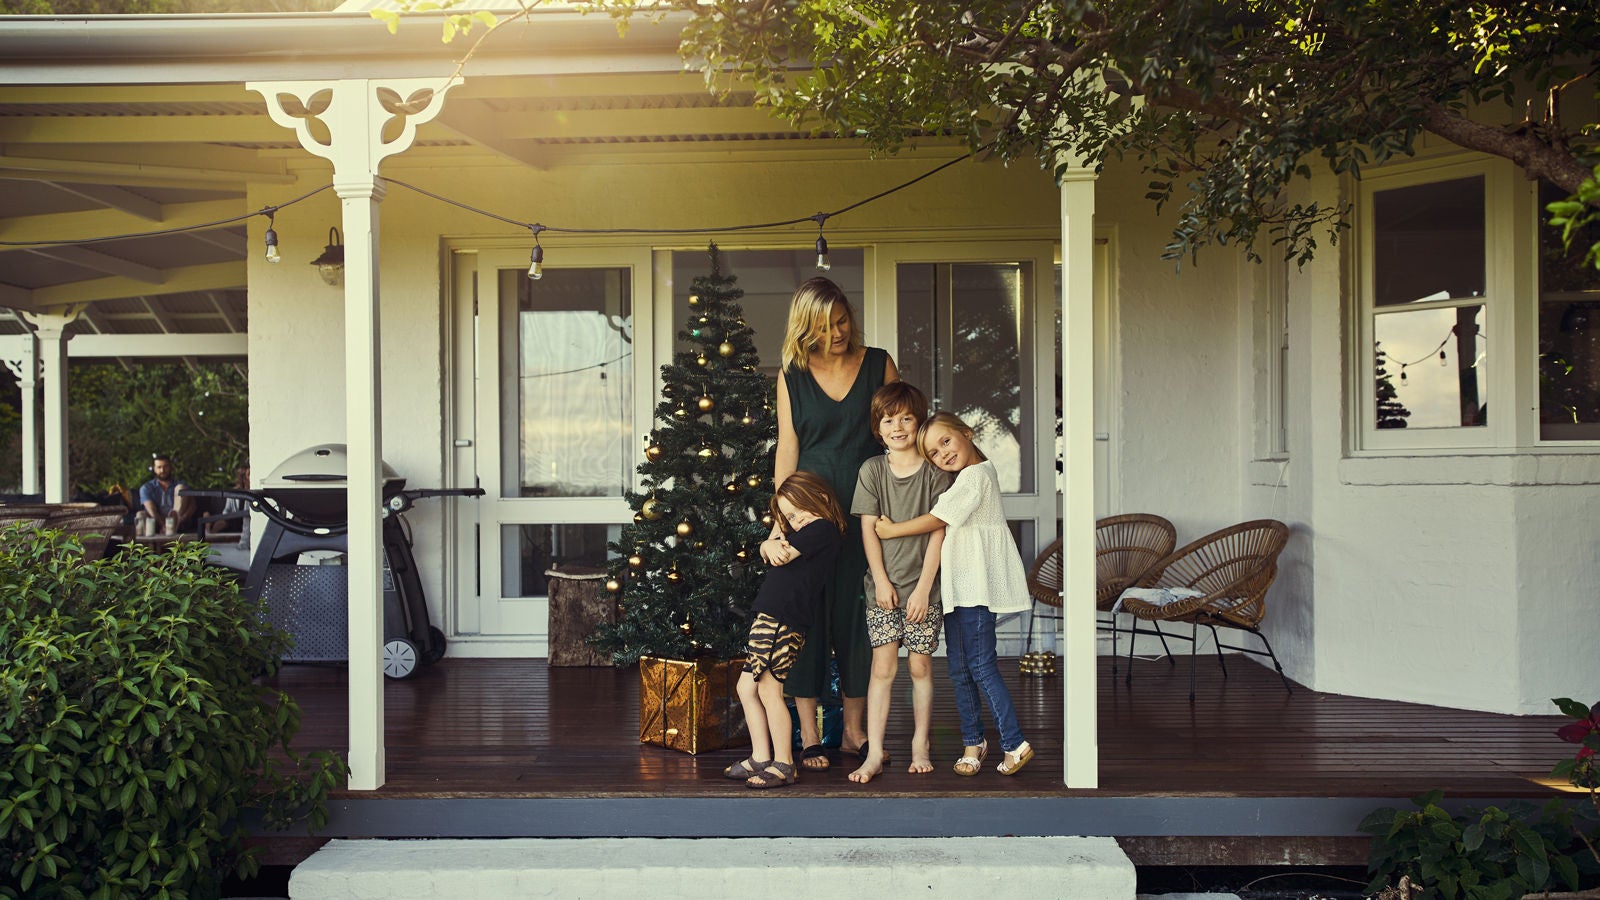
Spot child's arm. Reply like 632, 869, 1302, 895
859, 514, 899, 611
903, 527, 944, 624
874, 511, 946, 540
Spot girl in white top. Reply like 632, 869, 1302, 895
873, 411, 1034, 777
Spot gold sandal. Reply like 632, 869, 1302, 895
952, 739, 988, 777
996, 741, 1034, 776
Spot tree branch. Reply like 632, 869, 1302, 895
1422, 104, 1594, 197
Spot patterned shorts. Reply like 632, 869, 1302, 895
744, 612, 807, 682
864, 598, 943, 655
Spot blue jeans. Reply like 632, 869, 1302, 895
944, 605, 1025, 753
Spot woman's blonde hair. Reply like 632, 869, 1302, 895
917, 411, 987, 464
770, 470, 847, 535
780, 277, 863, 371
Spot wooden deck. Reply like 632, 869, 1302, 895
256, 654, 1575, 866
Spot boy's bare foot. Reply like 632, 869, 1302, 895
908, 752, 934, 774
847, 752, 890, 784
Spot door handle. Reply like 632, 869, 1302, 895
454, 439, 473, 448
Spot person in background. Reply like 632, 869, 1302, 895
210, 465, 251, 545
138, 454, 190, 533
767, 276, 899, 771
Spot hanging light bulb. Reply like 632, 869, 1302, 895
527, 224, 546, 280
264, 213, 281, 264
1439, 349, 1448, 367
813, 212, 831, 271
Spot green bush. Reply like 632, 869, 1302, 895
0, 525, 345, 898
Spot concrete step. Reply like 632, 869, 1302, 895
289, 836, 1135, 899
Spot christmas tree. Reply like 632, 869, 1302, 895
590, 245, 778, 664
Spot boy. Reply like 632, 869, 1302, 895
847, 382, 952, 783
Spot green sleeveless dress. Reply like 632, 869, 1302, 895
782, 346, 888, 700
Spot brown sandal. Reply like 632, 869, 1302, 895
723, 758, 769, 780
746, 760, 798, 789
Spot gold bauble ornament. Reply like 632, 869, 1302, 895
661, 383, 675, 397
673, 404, 688, 419
724, 481, 741, 495
693, 540, 706, 551
740, 413, 754, 426
760, 513, 774, 528
642, 498, 662, 520
698, 444, 716, 458
746, 474, 762, 488
628, 553, 643, 568
697, 395, 715, 413
666, 569, 681, 584
735, 548, 748, 560
679, 620, 693, 634
676, 520, 693, 536
633, 513, 643, 523
645, 443, 663, 461
695, 353, 708, 367
605, 578, 621, 592
688, 293, 700, 307
718, 341, 734, 358
698, 316, 709, 325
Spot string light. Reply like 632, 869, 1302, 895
264, 212, 281, 264
812, 212, 831, 271
527, 224, 545, 280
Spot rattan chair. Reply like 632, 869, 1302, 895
1118, 518, 1291, 700
1023, 514, 1179, 658
1094, 513, 1178, 673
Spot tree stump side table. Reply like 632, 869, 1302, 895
545, 566, 616, 667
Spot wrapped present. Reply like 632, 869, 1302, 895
638, 656, 747, 754
1020, 650, 1058, 677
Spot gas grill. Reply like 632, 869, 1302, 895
189, 444, 483, 678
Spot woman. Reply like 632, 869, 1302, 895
762, 276, 898, 770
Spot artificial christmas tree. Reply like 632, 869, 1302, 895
590, 244, 778, 752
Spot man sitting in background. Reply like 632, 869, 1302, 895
138, 454, 190, 532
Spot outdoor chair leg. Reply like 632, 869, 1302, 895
1024, 600, 1037, 654
1188, 621, 1199, 702
1205, 621, 1227, 678
1152, 621, 1177, 667
1109, 612, 1119, 676
1251, 627, 1294, 696
1124, 616, 1140, 686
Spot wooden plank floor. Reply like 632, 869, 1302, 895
265, 655, 1573, 801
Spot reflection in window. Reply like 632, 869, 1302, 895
1537, 180, 1600, 440
1374, 306, 1486, 429
500, 268, 632, 498
501, 523, 618, 597
898, 262, 1034, 492
1373, 177, 1485, 307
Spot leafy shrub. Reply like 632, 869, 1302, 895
0, 526, 345, 898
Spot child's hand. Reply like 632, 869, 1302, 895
873, 577, 899, 611
906, 589, 930, 623
873, 515, 898, 540
760, 537, 797, 567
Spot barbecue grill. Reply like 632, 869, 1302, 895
189, 443, 483, 678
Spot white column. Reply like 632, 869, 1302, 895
1059, 163, 1099, 788
1, 335, 40, 495
249, 77, 456, 792
21, 309, 80, 503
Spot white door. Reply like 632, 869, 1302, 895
448, 247, 654, 652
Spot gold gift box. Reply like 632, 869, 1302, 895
638, 656, 748, 754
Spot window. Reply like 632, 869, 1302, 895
1355, 157, 1600, 454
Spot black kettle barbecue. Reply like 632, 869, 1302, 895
188, 443, 484, 678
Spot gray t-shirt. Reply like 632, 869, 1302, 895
851, 455, 954, 607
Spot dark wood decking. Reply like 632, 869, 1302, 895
268, 655, 1570, 800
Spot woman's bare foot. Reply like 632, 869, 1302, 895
907, 750, 934, 774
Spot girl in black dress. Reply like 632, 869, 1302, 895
725, 471, 846, 789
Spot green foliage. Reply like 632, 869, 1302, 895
66, 363, 247, 498
572, 0, 1599, 270
1360, 791, 1599, 900
1547, 164, 1600, 273
589, 245, 778, 663
0, 526, 346, 899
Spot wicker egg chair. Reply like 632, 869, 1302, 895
1118, 518, 1291, 700
1022, 513, 1179, 659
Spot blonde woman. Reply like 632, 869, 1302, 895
761, 276, 899, 771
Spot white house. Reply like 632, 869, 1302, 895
1, 8, 1596, 795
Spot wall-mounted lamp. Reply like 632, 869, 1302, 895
310, 227, 344, 288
